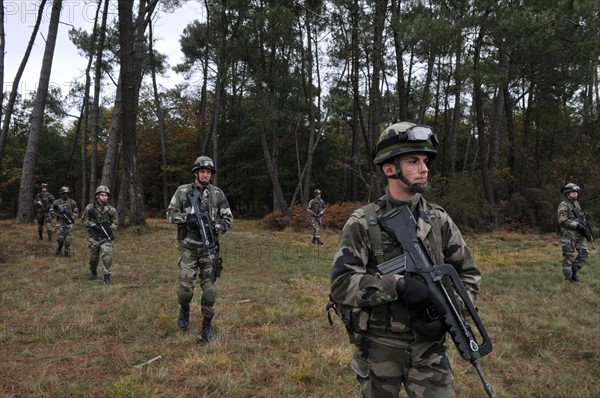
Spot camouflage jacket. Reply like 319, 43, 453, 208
166, 182, 233, 248
81, 201, 118, 239
330, 190, 481, 346
557, 199, 584, 234
34, 192, 55, 214
51, 197, 79, 225
307, 198, 325, 218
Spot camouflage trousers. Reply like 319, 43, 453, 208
37, 213, 52, 234
352, 336, 453, 398
56, 223, 74, 253
560, 231, 589, 278
177, 244, 217, 319
312, 216, 322, 239
87, 236, 113, 275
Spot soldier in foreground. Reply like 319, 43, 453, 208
34, 183, 55, 241
329, 122, 482, 398
167, 156, 233, 343
52, 186, 79, 257
557, 183, 590, 283
307, 189, 325, 244
81, 186, 118, 285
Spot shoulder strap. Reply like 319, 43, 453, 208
363, 201, 384, 264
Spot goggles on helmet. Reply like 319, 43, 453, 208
372, 125, 439, 158
195, 159, 215, 170
563, 184, 580, 193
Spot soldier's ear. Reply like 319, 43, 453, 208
381, 162, 397, 177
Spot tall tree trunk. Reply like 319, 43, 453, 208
448, 34, 463, 174
417, 51, 435, 123
367, 0, 386, 197
473, 25, 498, 226
0, 0, 47, 162
300, 6, 316, 206
89, 0, 109, 205
350, 0, 364, 201
16, 0, 62, 222
148, 21, 169, 209
208, 0, 227, 187
100, 77, 122, 194
117, 0, 146, 225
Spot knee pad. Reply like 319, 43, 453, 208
177, 286, 194, 305
201, 281, 217, 305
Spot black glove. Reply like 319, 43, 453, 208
413, 319, 447, 342
396, 277, 446, 314
396, 277, 431, 305
186, 213, 199, 230
576, 223, 587, 235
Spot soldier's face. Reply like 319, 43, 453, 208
195, 169, 213, 186
41, 187, 47, 193
398, 154, 429, 185
568, 191, 578, 199
97, 193, 109, 204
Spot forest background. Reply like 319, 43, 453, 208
0, 0, 598, 232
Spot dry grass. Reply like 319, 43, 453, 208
0, 219, 598, 397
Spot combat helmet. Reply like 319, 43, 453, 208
60, 186, 70, 194
372, 122, 439, 192
41, 182, 48, 189
95, 185, 110, 196
372, 122, 438, 165
561, 183, 580, 194
314, 189, 321, 196
192, 156, 216, 173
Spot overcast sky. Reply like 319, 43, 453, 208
3, 1, 204, 102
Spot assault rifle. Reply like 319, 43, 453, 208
572, 207, 595, 249
186, 188, 222, 281
90, 209, 113, 241
53, 203, 74, 225
377, 205, 494, 398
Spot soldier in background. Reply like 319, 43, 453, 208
34, 182, 55, 241
307, 189, 325, 245
52, 186, 79, 257
167, 156, 233, 343
329, 122, 482, 398
557, 183, 590, 283
81, 186, 118, 285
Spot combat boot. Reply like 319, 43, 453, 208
570, 268, 581, 283
178, 304, 190, 330
316, 238, 323, 245
103, 274, 112, 285
48, 231, 52, 242
55, 242, 63, 256
197, 317, 216, 343
38, 231, 43, 240
312, 237, 316, 244
90, 270, 98, 281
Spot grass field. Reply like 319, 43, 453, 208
1, 219, 598, 397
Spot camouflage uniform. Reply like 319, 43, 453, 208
51, 194, 79, 256
331, 121, 481, 398
34, 190, 55, 241
308, 190, 325, 244
81, 199, 118, 281
557, 197, 589, 281
166, 182, 233, 324
330, 191, 481, 398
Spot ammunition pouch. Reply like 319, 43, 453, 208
327, 297, 370, 343
177, 223, 187, 241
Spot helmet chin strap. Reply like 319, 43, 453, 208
388, 158, 430, 193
